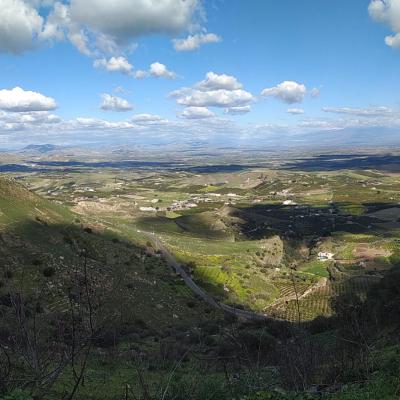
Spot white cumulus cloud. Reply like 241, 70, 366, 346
135, 62, 177, 79
224, 106, 251, 115
181, 106, 215, 119
73, 117, 134, 130
114, 86, 125, 94
44, 0, 200, 56
369, 0, 400, 48
261, 81, 307, 104
1, 0, 204, 56
93, 56, 133, 75
4, 111, 60, 124
322, 106, 393, 116
149, 62, 176, 79
134, 70, 148, 79
310, 87, 321, 98
69, 0, 199, 44
173, 88, 253, 108
100, 94, 133, 112
0, 0, 44, 54
40, 2, 94, 56
196, 72, 242, 91
130, 114, 167, 125
287, 108, 304, 114
0, 110, 61, 131
173, 32, 221, 51
171, 72, 253, 109
0, 87, 57, 112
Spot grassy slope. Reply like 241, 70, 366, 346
0, 176, 223, 399
0, 176, 214, 327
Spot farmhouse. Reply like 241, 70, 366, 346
283, 200, 297, 206
318, 252, 334, 261
139, 206, 157, 212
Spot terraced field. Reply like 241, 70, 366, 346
269, 275, 380, 322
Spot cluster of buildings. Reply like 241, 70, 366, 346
138, 192, 243, 213
139, 198, 198, 212
169, 200, 198, 210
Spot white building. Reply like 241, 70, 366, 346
283, 200, 297, 206
318, 252, 334, 261
139, 206, 157, 212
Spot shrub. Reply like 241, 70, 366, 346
0, 294, 11, 307
63, 235, 73, 245
1, 390, 33, 400
42, 266, 55, 277
94, 330, 118, 348
186, 300, 196, 308
3, 270, 13, 279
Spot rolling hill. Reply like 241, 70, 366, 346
0, 176, 217, 399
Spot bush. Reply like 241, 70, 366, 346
163, 374, 227, 400
0, 294, 11, 307
42, 266, 55, 277
3, 270, 13, 279
94, 330, 118, 348
1, 390, 32, 400
242, 391, 314, 400
186, 300, 196, 308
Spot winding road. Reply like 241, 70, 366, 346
141, 230, 271, 322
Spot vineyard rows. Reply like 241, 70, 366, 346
268, 275, 378, 322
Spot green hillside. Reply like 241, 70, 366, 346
0, 177, 220, 399
1, 176, 400, 400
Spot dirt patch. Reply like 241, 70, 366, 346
353, 244, 392, 271
353, 245, 390, 259
72, 199, 131, 216
301, 188, 330, 196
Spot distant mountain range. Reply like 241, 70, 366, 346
22, 144, 60, 153
8, 126, 400, 156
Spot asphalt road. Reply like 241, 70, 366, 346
141, 230, 271, 322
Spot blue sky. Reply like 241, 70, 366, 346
0, 0, 399, 148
